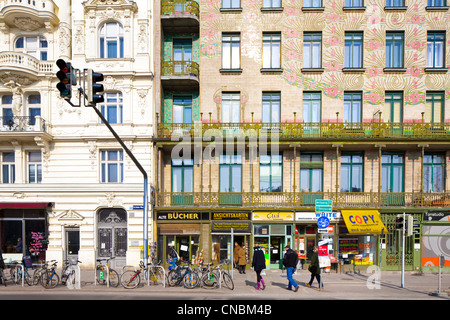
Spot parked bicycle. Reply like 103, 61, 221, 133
167, 261, 199, 289
200, 262, 219, 289
144, 260, 166, 286
32, 260, 50, 286
9, 259, 32, 286
62, 258, 82, 286
0, 258, 7, 287
120, 260, 145, 289
95, 257, 119, 287
40, 260, 60, 289
214, 261, 234, 290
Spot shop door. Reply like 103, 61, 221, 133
176, 236, 190, 263
65, 227, 79, 261
270, 236, 284, 268
97, 208, 127, 269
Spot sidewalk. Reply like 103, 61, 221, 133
1, 268, 449, 299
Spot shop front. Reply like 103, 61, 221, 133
252, 211, 294, 269
156, 211, 209, 268
339, 210, 388, 270
210, 212, 251, 266
422, 211, 450, 272
0, 202, 51, 264
294, 211, 340, 269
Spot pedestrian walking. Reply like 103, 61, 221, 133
306, 246, 323, 289
239, 245, 247, 274
282, 245, 299, 292
251, 245, 266, 290
233, 242, 241, 270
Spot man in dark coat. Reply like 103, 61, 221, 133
282, 246, 299, 292
251, 245, 266, 290
306, 246, 323, 288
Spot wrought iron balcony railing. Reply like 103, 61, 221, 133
161, 60, 199, 78
0, 116, 46, 132
156, 191, 450, 208
155, 121, 450, 140
161, 0, 200, 17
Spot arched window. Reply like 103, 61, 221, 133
15, 36, 48, 60
99, 22, 124, 58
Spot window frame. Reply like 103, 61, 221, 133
262, 92, 281, 123
99, 21, 124, 59
14, 36, 48, 61
386, 32, 404, 69
1, 152, 15, 184
28, 151, 42, 184
222, 33, 241, 70
426, 91, 444, 123
259, 154, 283, 192
300, 153, 323, 192
171, 158, 194, 193
303, 32, 322, 69
219, 154, 242, 193
343, 92, 362, 123
100, 150, 124, 183
423, 153, 445, 193
340, 153, 364, 192
303, 92, 321, 123
262, 32, 281, 70
427, 31, 445, 69
384, 91, 403, 123
344, 32, 363, 69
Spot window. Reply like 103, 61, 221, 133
173, 96, 192, 123
304, 0, 323, 7
303, 32, 322, 69
27, 94, 41, 126
28, 151, 42, 184
428, 0, 446, 6
384, 92, 403, 122
260, 154, 282, 192
426, 91, 444, 123
99, 22, 124, 58
262, 32, 281, 69
381, 153, 404, 193
2, 152, 15, 184
172, 159, 193, 192
341, 153, 363, 192
222, 92, 240, 123
1, 95, 13, 127
386, 32, 404, 68
101, 150, 123, 183
345, 0, 364, 7
219, 154, 242, 192
427, 32, 445, 69
343, 92, 362, 123
345, 32, 363, 69
15, 36, 48, 60
173, 38, 192, 74
300, 153, 323, 192
101, 93, 123, 124
222, 33, 240, 70
303, 92, 321, 123
386, 0, 404, 6
222, 0, 241, 9
263, 0, 282, 8
262, 92, 281, 123
424, 154, 445, 193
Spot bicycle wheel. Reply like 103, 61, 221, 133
0, 269, 7, 287
32, 269, 43, 285
108, 269, 120, 287
167, 269, 179, 287
120, 270, 140, 289
41, 271, 59, 289
183, 270, 199, 289
201, 272, 219, 289
24, 270, 32, 286
221, 272, 234, 290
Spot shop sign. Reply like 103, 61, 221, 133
315, 199, 332, 212
157, 212, 209, 221
341, 210, 388, 234
211, 212, 250, 220
317, 216, 330, 229
424, 212, 450, 221
295, 212, 340, 221
252, 211, 293, 221
211, 221, 251, 233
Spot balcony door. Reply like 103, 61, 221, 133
173, 39, 192, 74
381, 154, 404, 205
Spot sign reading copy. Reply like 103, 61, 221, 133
340, 210, 388, 234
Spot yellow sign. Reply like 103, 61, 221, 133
341, 210, 389, 234
253, 211, 293, 221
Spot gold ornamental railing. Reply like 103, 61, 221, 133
155, 121, 450, 140
161, 60, 199, 78
156, 191, 450, 208
161, 0, 200, 17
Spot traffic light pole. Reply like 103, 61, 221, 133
90, 103, 149, 265
401, 212, 405, 288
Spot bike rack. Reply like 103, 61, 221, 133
95, 263, 110, 288
67, 265, 81, 289
152, 265, 166, 288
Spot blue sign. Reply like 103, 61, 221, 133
317, 216, 330, 229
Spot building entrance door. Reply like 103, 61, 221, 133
65, 227, 79, 261
97, 208, 127, 269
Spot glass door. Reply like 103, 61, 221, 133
65, 227, 80, 261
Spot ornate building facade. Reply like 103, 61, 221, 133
154, 0, 450, 271
0, 0, 154, 269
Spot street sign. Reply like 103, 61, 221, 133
317, 216, 330, 229
315, 199, 332, 212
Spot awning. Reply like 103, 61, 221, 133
0, 202, 52, 209
341, 210, 389, 234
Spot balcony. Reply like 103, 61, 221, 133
155, 121, 450, 141
161, 0, 199, 34
0, 0, 59, 31
0, 116, 50, 143
0, 52, 54, 84
161, 60, 199, 90
156, 191, 450, 209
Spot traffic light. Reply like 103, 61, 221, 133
395, 216, 404, 230
56, 59, 76, 99
86, 69, 104, 105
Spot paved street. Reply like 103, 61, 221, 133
0, 268, 448, 300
